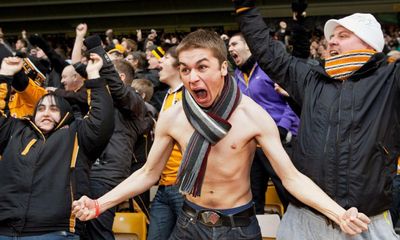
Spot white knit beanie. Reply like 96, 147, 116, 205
324, 13, 384, 52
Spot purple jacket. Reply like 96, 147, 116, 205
234, 63, 299, 135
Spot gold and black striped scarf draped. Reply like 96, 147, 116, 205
325, 49, 376, 80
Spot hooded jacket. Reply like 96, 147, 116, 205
0, 74, 114, 236
238, 8, 400, 216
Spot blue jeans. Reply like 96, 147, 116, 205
0, 231, 79, 240
86, 180, 116, 240
147, 185, 184, 240
169, 204, 261, 240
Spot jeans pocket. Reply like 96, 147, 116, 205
234, 217, 262, 240
176, 211, 191, 229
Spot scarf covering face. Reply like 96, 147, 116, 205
325, 49, 376, 80
177, 75, 242, 197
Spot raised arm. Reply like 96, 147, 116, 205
0, 57, 25, 150
72, 107, 175, 220
247, 99, 370, 235
28, 35, 69, 74
76, 53, 114, 157
71, 23, 87, 64
233, 1, 313, 106
83, 35, 147, 121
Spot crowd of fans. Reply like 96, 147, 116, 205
0, 6, 399, 239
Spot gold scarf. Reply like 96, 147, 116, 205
325, 49, 376, 80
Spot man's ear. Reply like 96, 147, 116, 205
119, 73, 126, 82
221, 61, 228, 77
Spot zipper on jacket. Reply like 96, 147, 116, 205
335, 81, 345, 199
346, 84, 355, 207
378, 142, 390, 156
28, 120, 46, 142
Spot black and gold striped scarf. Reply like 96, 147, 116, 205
325, 49, 376, 80
177, 76, 242, 197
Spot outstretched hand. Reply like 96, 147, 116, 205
339, 207, 370, 235
72, 195, 97, 221
0, 57, 23, 76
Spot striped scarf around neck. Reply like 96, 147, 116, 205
177, 76, 242, 197
325, 49, 376, 80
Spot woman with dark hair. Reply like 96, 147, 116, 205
0, 54, 114, 239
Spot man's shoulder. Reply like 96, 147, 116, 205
238, 94, 259, 109
235, 95, 272, 122
159, 101, 183, 119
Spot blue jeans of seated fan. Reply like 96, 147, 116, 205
147, 185, 184, 240
0, 231, 79, 239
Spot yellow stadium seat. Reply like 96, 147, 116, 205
113, 212, 147, 240
265, 185, 284, 217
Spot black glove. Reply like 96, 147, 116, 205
232, 0, 255, 13
12, 69, 29, 92
29, 34, 51, 53
83, 35, 113, 69
73, 62, 88, 79
292, 0, 308, 20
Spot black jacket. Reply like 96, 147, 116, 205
90, 68, 149, 187
238, 8, 400, 216
54, 87, 89, 118
0, 75, 114, 236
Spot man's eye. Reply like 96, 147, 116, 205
180, 68, 190, 74
199, 65, 208, 71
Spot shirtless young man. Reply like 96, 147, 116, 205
72, 29, 369, 240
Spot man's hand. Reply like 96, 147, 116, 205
21, 30, 27, 39
72, 195, 97, 221
29, 35, 51, 53
339, 207, 370, 235
0, 57, 23, 76
86, 53, 103, 79
274, 83, 289, 97
136, 29, 142, 42
232, 0, 255, 13
76, 23, 88, 39
292, 0, 308, 20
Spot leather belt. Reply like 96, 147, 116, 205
182, 202, 255, 227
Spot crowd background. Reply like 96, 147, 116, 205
0, 8, 399, 239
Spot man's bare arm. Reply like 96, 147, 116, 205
249, 100, 370, 235
72, 111, 175, 220
71, 23, 87, 64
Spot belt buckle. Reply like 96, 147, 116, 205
200, 210, 222, 226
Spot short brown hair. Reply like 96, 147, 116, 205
131, 79, 154, 102
113, 60, 135, 86
176, 29, 227, 65
166, 46, 179, 68
123, 38, 138, 52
